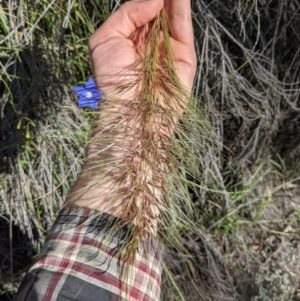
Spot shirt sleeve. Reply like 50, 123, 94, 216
14, 208, 163, 301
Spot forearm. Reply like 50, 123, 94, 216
65, 90, 166, 233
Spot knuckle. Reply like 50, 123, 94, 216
187, 49, 197, 72
88, 34, 95, 51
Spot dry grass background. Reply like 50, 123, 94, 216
1, 0, 300, 300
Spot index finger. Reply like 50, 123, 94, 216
90, 0, 163, 48
164, 0, 194, 46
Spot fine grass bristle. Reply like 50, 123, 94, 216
66, 7, 211, 296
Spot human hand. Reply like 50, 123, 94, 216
67, 0, 197, 218
88, 0, 196, 93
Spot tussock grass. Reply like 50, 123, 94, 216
1, 0, 300, 300
0, 0, 97, 298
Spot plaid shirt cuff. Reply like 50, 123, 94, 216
15, 208, 163, 301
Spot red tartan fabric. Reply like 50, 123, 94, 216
15, 208, 163, 301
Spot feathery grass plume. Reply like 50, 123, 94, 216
67, 7, 211, 298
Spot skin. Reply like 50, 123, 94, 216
65, 0, 197, 218
89, 0, 196, 91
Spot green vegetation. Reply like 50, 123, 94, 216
1, 1, 300, 300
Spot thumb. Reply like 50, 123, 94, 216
89, 0, 164, 48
